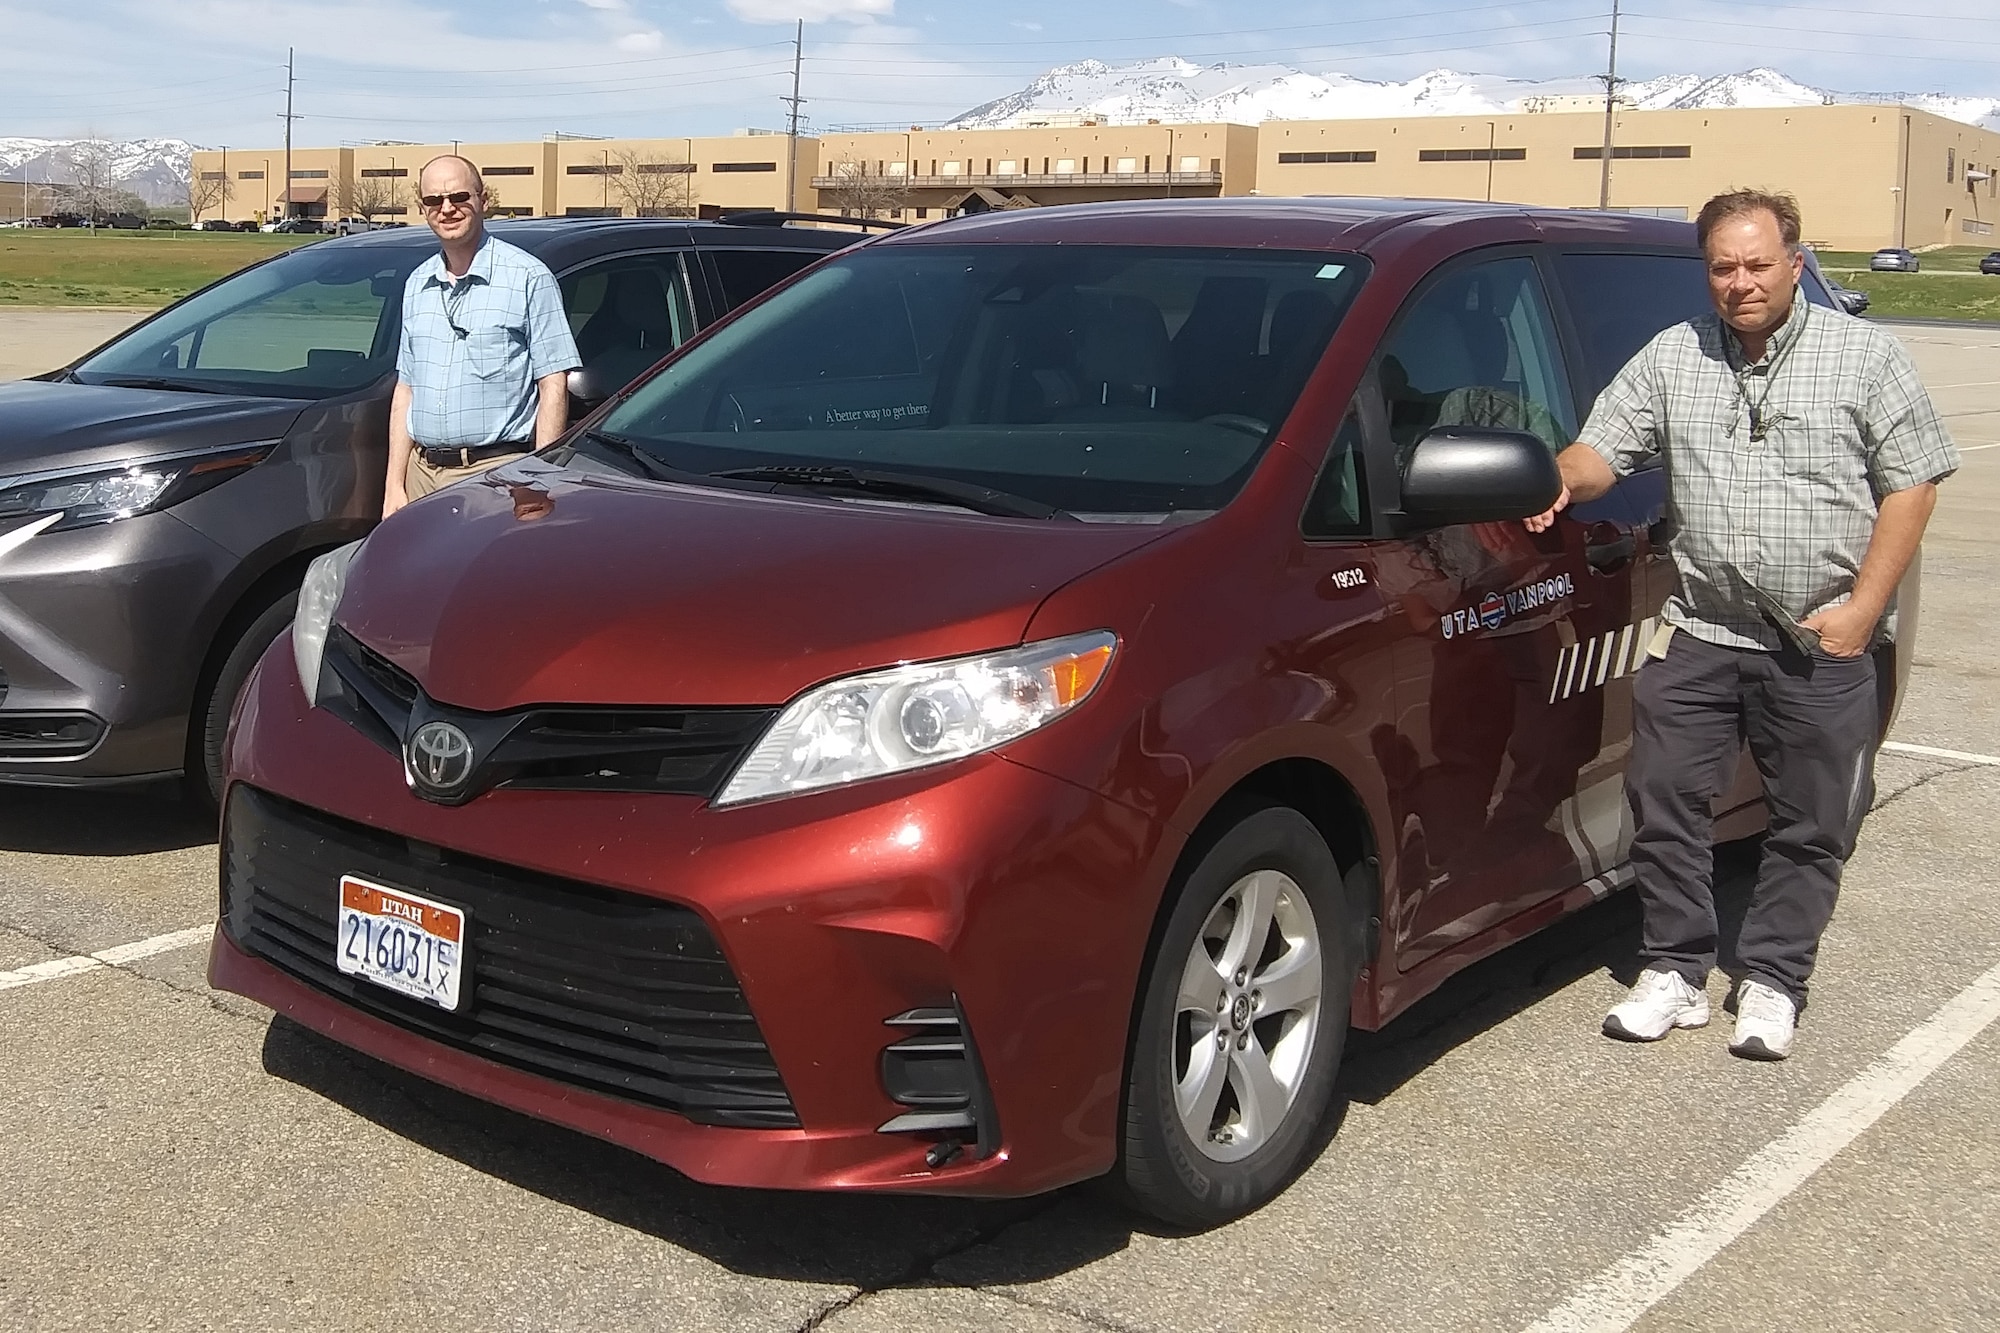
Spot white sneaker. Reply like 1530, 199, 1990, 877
1603, 968, 1710, 1042
1730, 979, 1797, 1061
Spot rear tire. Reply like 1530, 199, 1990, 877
187, 591, 297, 815
1116, 803, 1354, 1229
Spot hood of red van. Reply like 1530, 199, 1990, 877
336, 467, 1167, 710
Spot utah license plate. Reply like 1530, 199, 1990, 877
336, 875, 466, 1011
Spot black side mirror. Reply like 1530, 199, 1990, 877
1400, 427, 1562, 528
567, 364, 613, 410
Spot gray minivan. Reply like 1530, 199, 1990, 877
0, 216, 870, 804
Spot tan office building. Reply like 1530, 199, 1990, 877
188, 103, 2000, 249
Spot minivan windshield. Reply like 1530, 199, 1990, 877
594, 244, 1368, 516
73, 242, 426, 399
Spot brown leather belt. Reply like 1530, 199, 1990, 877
417, 441, 532, 469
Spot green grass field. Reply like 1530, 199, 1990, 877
1814, 245, 2000, 321
0, 229, 316, 307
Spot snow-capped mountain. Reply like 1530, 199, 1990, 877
0, 138, 197, 207
946, 60, 2000, 132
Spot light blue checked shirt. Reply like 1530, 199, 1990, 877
396, 235, 580, 449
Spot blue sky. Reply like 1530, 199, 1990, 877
2, 0, 1996, 146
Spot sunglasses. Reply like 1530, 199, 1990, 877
419, 190, 476, 210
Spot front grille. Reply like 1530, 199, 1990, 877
221, 784, 798, 1128
320, 626, 775, 801
0, 710, 106, 757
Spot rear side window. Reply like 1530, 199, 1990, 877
1554, 252, 1709, 396
707, 248, 822, 310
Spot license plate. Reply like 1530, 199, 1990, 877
336, 875, 466, 1011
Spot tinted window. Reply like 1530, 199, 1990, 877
1379, 256, 1575, 462
75, 245, 423, 398
708, 247, 823, 310
596, 244, 1368, 516
1303, 411, 1368, 538
560, 254, 695, 393
1554, 252, 1709, 395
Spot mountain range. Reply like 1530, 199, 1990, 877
945, 59, 2000, 132
0, 138, 196, 208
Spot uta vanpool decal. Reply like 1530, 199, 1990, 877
1440, 573, 1575, 640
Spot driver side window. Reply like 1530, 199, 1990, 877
560, 254, 696, 398
1377, 256, 1575, 465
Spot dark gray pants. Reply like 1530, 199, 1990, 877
1627, 631, 1880, 1007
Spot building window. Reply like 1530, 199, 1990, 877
360, 167, 409, 178
199, 171, 227, 181
237, 170, 263, 180
564, 206, 621, 217
1965, 218, 1994, 235
916, 207, 929, 219
1115, 157, 1138, 173
711, 161, 778, 173
887, 161, 907, 176
635, 162, 695, 174
567, 164, 623, 175
997, 159, 1017, 175
1277, 150, 1377, 164
288, 169, 329, 179
1055, 158, 1076, 174
940, 161, 962, 176
1178, 155, 1201, 172
1417, 148, 1527, 162
483, 165, 534, 176
1947, 148, 1955, 183
1573, 145, 1691, 160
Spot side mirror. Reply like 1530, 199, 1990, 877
567, 364, 613, 410
1400, 427, 1562, 527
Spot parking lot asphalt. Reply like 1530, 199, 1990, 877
0, 309, 144, 380
0, 319, 1996, 1333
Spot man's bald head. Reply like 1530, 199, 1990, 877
415, 154, 489, 252
417, 154, 486, 200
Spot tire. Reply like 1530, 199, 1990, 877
188, 590, 298, 813
1116, 803, 1355, 1228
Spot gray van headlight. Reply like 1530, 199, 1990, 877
0, 442, 276, 533
714, 631, 1117, 807
292, 541, 363, 707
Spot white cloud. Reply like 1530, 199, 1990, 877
616, 29, 663, 52
574, 0, 626, 9
726, 0, 893, 24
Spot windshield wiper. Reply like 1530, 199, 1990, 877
708, 464, 1068, 521
92, 376, 236, 396
574, 429, 702, 484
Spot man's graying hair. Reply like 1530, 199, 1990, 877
1696, 188, 1803, 254
413, 154, 487, 200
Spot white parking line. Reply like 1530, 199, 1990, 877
1881, 740, 2000, 767
1522, 959, 2000, 1333
0, 924, 213, 992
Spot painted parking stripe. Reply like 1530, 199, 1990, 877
1522, 958, 2000, 1333
1880, 741, 2000, 767
0, 924, 213, 992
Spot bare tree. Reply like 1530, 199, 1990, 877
54, 138, 123, 225
341, 175, 398, 222
608, 148, 696, 218
187, 166, 233, 223
819, 156, 908, 220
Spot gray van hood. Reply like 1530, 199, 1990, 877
0, 379, 308, 479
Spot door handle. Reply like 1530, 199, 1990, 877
1584, 523, 1635, 572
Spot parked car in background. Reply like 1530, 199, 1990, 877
200, 219, 236, 232
0, 215, 879, 805
1980, 251, 2000, 275
209, 198, 1883, 1228
1870, 247, 1920, 272
271, 218, 327, 235
333, 217, 383, 237
235, 220, 261, 232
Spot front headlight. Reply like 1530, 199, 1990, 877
715, 630, 1118, 807
292, 540, 362, 708
0, 442, 277, 533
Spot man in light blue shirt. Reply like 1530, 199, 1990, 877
384, 154, 580, 515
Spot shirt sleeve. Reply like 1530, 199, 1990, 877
1576, 337, 1663, 478
1863, 334, 1959, 495
522, 263, 581, 380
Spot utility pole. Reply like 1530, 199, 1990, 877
1597, 0, 1621, 210
782, 20, 806, 212
280, 47, 300, 220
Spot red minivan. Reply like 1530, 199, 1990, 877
210, 199, 1889, 1226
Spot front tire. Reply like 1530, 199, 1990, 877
1117, 804, 1354, 1228
188, 590, 297, 814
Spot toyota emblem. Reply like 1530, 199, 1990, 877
406, 721, 475, 794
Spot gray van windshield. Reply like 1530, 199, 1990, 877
74, 244, 425, 399
597, 244, 1368, 515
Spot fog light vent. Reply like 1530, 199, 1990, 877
0, 711, 106, 757
877, 996, 1000, 1160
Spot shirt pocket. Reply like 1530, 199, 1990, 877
463, 323, 521, 381
1770, 404, 1861, 487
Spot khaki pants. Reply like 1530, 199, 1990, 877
405, 448, 530, 502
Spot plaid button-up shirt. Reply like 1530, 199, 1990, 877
396, 235, 581, 450
1579, 292, 1958, 650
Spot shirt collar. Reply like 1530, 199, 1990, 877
1725, 285, 1809, 369
419, 233, 496, 290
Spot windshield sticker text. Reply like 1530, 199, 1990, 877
826, 402, 931, 425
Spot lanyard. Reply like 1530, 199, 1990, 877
1727, 302, 1800, 443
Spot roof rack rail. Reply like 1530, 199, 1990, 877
717, 211, 906, 232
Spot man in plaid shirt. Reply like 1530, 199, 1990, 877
1527, 189, 1958, 1059
383, 154, 580, 517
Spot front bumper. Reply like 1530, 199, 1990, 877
213, 640, 1171, 1196
0, 510, 237, 783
